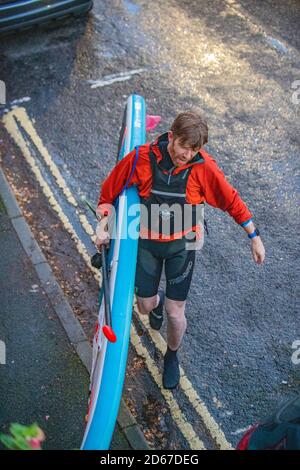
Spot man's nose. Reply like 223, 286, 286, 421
184, 150, 193, 159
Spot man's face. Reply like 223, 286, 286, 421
167, 131, 200, 167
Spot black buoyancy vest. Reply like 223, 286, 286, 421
140, 143, 206, 238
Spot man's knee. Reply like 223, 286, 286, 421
136, 295, 157, 315
165, 297, 186, 318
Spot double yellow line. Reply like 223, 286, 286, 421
2, 106, 232, 450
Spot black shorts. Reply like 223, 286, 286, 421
134, 236, 196, 301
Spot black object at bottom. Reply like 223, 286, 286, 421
163, 347, 180, 390
101, 247, 112, 329
91, 252, 102, 269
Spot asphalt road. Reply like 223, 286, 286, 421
0, 0, 299, 448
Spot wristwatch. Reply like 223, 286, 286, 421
248, 228, 260, 239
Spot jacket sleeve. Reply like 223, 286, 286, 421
96, 149, 139, 216
203, 157, 253, 225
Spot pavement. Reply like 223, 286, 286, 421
0, 168, 148, 450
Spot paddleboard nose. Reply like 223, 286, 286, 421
146, 114, 161, 131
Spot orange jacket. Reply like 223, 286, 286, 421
97, 136, 253, 240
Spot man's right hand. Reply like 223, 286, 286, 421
95, 218, 110, 250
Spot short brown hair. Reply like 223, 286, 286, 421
170, 112, 208, 149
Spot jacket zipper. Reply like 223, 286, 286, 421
165, 159, 204, 185
167, 166, 175, 185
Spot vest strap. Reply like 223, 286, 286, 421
150, 189, 186, 198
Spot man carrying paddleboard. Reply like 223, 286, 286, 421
95, 111, 265, 390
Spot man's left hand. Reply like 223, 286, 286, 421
251, 237, 265, 264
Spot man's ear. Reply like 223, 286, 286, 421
168, 130, 173, 142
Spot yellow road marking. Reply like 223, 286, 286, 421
11, 107, 77, 206
6, 107, 93, 234
130, 324, 205, 450
2, 106, 232, 449
133, 307, 233, 450
2, 109, 100, 285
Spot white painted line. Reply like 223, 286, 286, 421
88, 69, 148, 89
231, 425, 252, 436
224, 0, 297, 59
265, 37, 288, 54
11, 97, 31, 105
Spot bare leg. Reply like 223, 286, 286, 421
136, 294, 159, 315
165, 297, 187, 350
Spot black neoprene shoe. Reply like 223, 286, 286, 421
163, 347, 180, 390
149, 290, 165, 330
